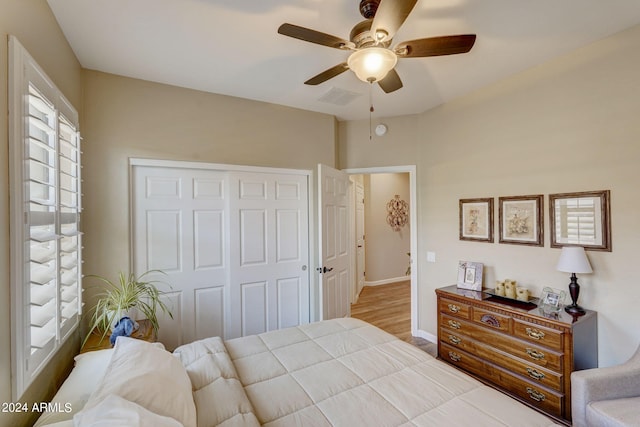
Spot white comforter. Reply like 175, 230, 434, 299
174, 318, 560, 427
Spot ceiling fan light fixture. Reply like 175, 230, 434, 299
347, 47, 397, 83
375, 29, 389, 42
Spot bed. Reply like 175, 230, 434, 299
35, 318, 560, 426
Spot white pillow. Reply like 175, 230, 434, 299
78, 337, 196, 427
34, 349, 114, 427
74, 394, 183, 427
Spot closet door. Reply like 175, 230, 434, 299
132, 166, 229, 349
132, 163, 310, 347
228, 171, 310, 338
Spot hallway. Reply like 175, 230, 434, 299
350, 281, 437, 356
351, 280, 412, 340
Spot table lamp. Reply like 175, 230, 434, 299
556, 246, 592, 316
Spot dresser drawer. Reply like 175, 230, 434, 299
497, 367, 563, 419
441, 343, 563, 418
473, 339, 563, 392
513, 319, 564, 352
438, 297, 471, 319
441, 314, 466, 332
472, 307, 511, 333
440, 327, 563, 392
441, 313, 563, 372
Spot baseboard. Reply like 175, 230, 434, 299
364, 276, 410, 287
414, 328, 437, 344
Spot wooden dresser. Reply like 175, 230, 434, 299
436, 285, 597, 424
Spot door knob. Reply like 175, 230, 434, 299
316, 266, 334, 273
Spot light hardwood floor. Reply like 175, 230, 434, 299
350, 281, 437, 357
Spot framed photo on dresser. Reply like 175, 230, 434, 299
457, 261, 483, 291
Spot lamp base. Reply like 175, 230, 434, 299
565, 272, 586, 316
564, 304, 586, 316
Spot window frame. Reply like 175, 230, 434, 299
9, 35, 83, 399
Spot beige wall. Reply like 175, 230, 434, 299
338, 114, 420, 169
81, 70, 337, 314
340, 24, 640, 367
0, 1, 83, 426
364, 173, 411, 282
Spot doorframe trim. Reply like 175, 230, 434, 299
129, 157, 312, 176
343, 165, 418, 336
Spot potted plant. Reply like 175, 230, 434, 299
83, 270, 173, 347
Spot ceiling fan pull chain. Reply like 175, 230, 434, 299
369, 82, 374, 140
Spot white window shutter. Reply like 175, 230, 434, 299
9, 36, 82, 399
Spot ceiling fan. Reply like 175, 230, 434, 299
277, 0, 476, 93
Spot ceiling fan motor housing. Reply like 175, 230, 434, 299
350, 20, 391, 49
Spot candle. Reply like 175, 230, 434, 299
505, 280, 517, 299
495, 281, 505, 296
516, 287, 529, 302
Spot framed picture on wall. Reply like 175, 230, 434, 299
498, 195, 543, 246
459, 198, 494, 242
549, 190, 611, 251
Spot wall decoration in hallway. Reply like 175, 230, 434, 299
386, 195, 409, 231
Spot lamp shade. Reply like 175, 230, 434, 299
556, 246, 593, 274
347, 47, 397, 83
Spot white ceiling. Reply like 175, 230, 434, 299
47, 0, 640, 121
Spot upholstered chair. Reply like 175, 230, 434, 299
571, 344, 640, 427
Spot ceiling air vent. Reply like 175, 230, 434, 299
317, 87, 362, 106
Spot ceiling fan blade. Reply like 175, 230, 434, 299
395, 34, 476, 58
371, 0, 418, 42
304, 63, 350, 85
278, 23, 351, 50
378, 68, 403, 93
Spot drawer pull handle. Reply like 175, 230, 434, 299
448, 304, 461, 313
527, 367, 546, 380
526, 328, 546, 340
526, 348, 546, 360
448, 320, 461, 330
448, 335, 461, 345
526, 387, 546, 402
448, 351, 461, 362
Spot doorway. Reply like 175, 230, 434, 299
344, 166, 417, 337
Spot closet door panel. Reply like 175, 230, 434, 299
133, 167, 228, 349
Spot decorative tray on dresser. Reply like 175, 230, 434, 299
436, 285, 597, 425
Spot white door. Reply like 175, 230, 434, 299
132, 162, 310, 348
355, 181, 366, 299
318, 164, 351, 320
132, 166, 229, 350
228, 171, 310, 338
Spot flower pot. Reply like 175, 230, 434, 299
108, 307, 140, 332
